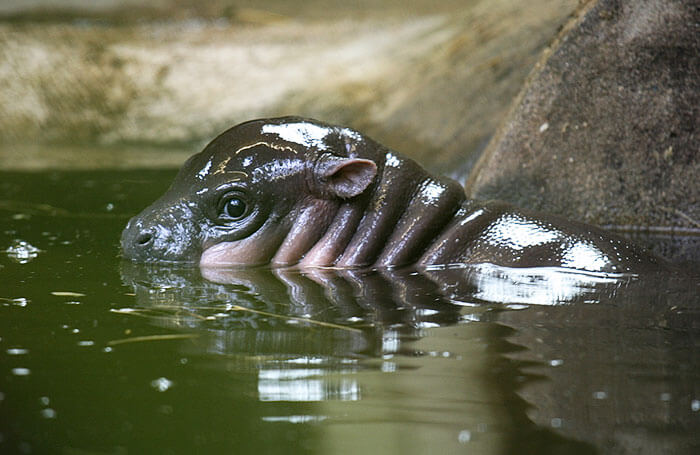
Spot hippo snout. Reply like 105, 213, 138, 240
133, 228, 155, 248
121, 209, 202, 263
121, 218, 153, 260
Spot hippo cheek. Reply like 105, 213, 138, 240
199, 241, 264, 267
199, 217, 296, 267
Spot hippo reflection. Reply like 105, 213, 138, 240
121, 117, 664, 273
117, 262, 634, 358
119, 263, 698, 453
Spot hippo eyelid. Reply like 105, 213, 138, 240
214, 182, 247, 193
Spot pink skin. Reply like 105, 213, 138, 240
271, 199, 339, 266
298, 203, 365, 268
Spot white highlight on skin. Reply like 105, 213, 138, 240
486, 215, 559, 249
419, 180, 446, 205
251, 159, 303, 182
197, 159, 213, 180
385, 153, 401, 168
262, 123, 332, 150
340, 128, 362, 141
459, 208, 485, 226
561, 242, 610, 271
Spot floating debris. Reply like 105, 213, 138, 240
51, 291, 86, 297
262, 415, 327, 424
5, 240, 42, 264
107, 333, 199, 346
12, 368, 31, 376
111, 304, 362, 333
199, 304, 363, 333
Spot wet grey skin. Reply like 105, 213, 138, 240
121, 116, 665, 273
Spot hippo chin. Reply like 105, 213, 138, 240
121, 116, 664, 273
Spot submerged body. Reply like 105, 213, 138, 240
121, 117, 664, 273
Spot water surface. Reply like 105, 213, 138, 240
1, 170, 698, 454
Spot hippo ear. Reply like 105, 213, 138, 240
315, 155, 377, 199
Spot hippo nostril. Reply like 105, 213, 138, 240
136, 231, 154, 247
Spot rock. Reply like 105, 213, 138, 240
466, 0, 699, 232
0, 0, 578, 177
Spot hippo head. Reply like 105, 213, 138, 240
121, 117, 379, 266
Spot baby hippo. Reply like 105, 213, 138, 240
121, 117, 663, 273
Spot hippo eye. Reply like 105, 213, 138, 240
219, 196, 247, 221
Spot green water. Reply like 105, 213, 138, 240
1, 170, 699, 454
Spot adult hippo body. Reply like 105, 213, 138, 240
121, 117, 664, 274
